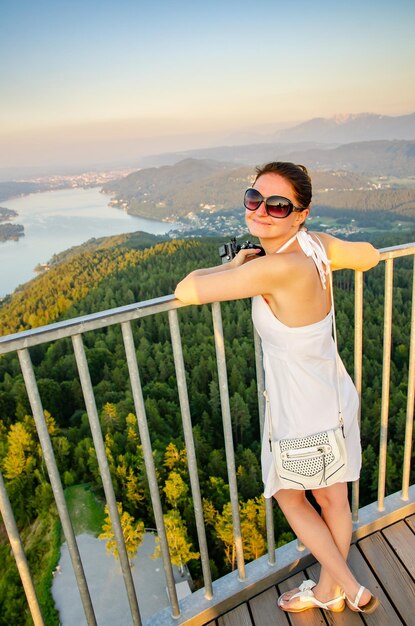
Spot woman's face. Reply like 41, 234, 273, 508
245, 172, 307, 241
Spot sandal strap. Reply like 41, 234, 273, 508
299, 580, 316, 592
290, 580, 316, 601
353, 585, 366, 608
289, 580, 344, 609
324, 594, 346, 606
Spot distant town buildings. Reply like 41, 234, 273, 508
19, 169, 136, 189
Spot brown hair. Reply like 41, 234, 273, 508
254, 162, 312, 210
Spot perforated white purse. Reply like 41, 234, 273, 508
265, 266, 348, 490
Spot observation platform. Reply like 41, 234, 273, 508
0, 241, 414, 626
202, 510, 415, 626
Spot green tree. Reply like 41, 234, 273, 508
153, 509, 199, 575
125, 413, 140, 449
99, 502, 144, 563
230, 392, 250, 445
240, 496, 267, 561
101, 402, 121, 433
164, 471, 189, 509
204, 496, 267, 570
115, 455, 144, 513
164, 442, 187, 471
2, 422, 35, 479
211, 502, 236, 570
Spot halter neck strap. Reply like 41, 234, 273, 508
275, 232, 298, 254
275, 229, 330, 289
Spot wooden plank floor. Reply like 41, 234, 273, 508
204, 514, 415, 626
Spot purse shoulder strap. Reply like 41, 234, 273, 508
313, 234, 345, 434
265, 234, 345, 445
328, 264, 345, 433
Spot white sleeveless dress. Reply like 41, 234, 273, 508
252, 230, 361, 498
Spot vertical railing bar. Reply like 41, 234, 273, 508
0, 470, 45, 626
168, 309, 213, 599
121, 321, 180, 617
253, 325, 276, 565
211, 301, 246, 581
17, 348, 98, 626
378, 259, 394, 511
71, 334, 142, 626
402, 254, 415, 500
352, 270, 364, 523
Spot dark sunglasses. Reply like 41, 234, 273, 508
244, 188, 304, 219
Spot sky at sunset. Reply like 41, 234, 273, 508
1, 0, 414, 170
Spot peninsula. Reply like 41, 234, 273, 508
0, 206, 24, 242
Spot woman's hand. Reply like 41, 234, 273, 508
228, 247, 262, 269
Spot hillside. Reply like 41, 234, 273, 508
103, 158, 415, 220
102, 159, 249, 218
0, 232, 171, 335
0, 181, 48, 202
313, 188, 415, 216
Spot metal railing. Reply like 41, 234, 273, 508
0, 241, 414, 626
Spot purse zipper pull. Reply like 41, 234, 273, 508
339, 412, 345, 437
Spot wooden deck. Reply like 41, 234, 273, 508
203, 515, 415, 626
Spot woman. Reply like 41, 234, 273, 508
175, 162, 380, 614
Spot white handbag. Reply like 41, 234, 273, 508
265, 265, 348, 490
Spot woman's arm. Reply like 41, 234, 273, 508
315, 232, 380, 271
175, 250, 290, 305
188, 247, 262, 277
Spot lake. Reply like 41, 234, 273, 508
0, 187, 174, 298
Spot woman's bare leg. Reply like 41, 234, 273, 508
311, 483, 352, 599
275, 485, 372, 609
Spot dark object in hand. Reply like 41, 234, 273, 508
218, 237, 265, 263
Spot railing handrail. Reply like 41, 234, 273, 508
378, 241, 415, 260
1, 241, 414, 355
0, 294, 180, 353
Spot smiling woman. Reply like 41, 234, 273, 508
175, 164, 378, 313
175, 161, 380, 615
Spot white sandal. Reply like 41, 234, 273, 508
277, 579, 345, 613
345, 585, 379, 613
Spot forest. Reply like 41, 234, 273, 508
0, 229, 414, 624
102, 158, 415, 220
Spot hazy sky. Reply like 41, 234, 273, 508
1, 0, 414, 169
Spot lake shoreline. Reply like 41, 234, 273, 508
0, 187, 175, 299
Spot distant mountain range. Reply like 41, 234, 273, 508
2, 112, 413, 181
142, 140, 415, 177
138, 112, 415, 170
138, 140, 415, 177
273, 140, 415, 177
272, 112, 415, 143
